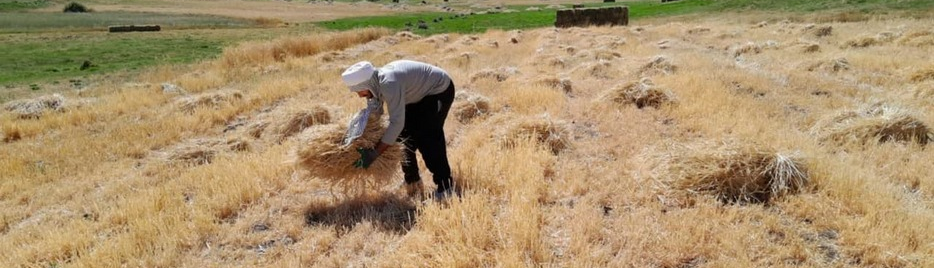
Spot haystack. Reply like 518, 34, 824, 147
291, 115, 404, 192
451, 91, 492, 124
641, 55, 677, 76
175, 89, 244, 113
804, 25, 833, 37
805, 58, 850, 73
161, 137, 251, 166
3, 94, 66, 119
491, 115, 570, 155
842, 36, 878, 48
649, 141, 810, 204
602, 78, 674, 109
794, 43, 820, 53
814, 104, 932, 146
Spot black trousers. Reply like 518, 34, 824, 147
398, 81, 455, 191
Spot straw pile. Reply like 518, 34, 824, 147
898, 30, 933, 47
247, 106, 332, 142
470, 67, 518, 82
650, 141, 810, 204
814, 104, 932, 146
175, 89, 243, 113
640, 55, 677, 76
534, 77, 573, 94
451, 91, 492, 124
602, 78, 674, 109
3, 94, 66, 119
909, 67, 934, 82
731, 42, 762, 57
291, 115, 404, 192
492, 115, 570, 155
161, 137, 251, 166
805, 58, 850, 73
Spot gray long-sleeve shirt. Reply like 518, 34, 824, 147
362, 60, 452, 145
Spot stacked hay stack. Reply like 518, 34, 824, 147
291, 115, 404, 193
3, 94, 66, 119
813, 104, 932, 146
648, 141, 810, 204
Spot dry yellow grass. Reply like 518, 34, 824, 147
814, 104, 933, 146
2, 11, 934, 268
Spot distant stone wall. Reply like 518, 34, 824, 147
555, 7, 629, 28
108, 25, 161, 33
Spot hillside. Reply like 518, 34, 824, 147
2, 9, 933, 268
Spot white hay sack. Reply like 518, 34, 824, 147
491, 115, 570, 155
649, 141, 810, 204
814, 105, 933, 146
534, 77, 573, 94
451, 91, 492, 124
161, 137, 251, 166
3, 94, 66, 119
601, 79, 674, 109
641, 55, 677, 76
291, 115, 404, 191
469, 67, 519, 83
175, 89, 244, 113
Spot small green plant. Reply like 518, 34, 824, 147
63, 2, 90, 13
30, 84, 40, 91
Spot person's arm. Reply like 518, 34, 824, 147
378, 80, 406, 147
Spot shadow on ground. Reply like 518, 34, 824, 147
304, 193, 418, 233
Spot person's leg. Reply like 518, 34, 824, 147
399, 104, 421, 184
417, 82, 455, 192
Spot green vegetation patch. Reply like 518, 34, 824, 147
0, 0, 49, 12
317, 0, 933, 35
0, 11, 253, 33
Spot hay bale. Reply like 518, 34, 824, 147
470, 67, 519, 82
291, 115, 404, 191
534, 77, 573, 94
602, 78, 673, 109
175, 89, 244, 113
555, 7, 629, 28
267, 106, 332, 142
641, 55, 677, 76
493, 115, 570, 155
650, 141, 809, 204
451, 91, 492, 124
814, 104, 932, 146
161, 137, 251, 166
909, 67, 934, 82
3, 94, 66, 119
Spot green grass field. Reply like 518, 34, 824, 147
317, 0, 934, 34
0, 0, 49, 12
0, 11, 253, 33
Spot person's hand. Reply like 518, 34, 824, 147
353, 147, 379, 169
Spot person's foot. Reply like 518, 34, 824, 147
433, 188, 457, 203
402, 182, 424, 197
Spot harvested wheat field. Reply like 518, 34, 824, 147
2, 11, 934, 268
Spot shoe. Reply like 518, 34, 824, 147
433, 188, 457, 203
403, 182, 424, 197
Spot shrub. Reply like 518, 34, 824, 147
63, 2, 90, 13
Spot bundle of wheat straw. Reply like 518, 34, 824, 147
3, 94, 66, 119
175, 89, 243, 113
291, 115, 404, 193
814, 104, 932, 146
601, 78, 673, 109
491, 114, 570, 155
451, 91, 492, 124
267, 106, 332, 142
650, 141, 809, 204
161, 137, 251, 166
